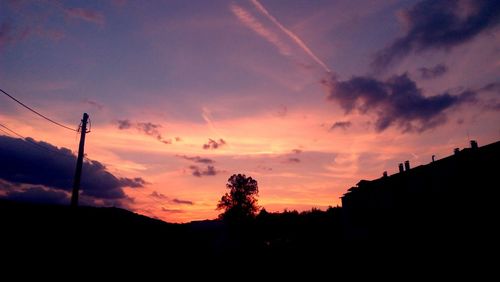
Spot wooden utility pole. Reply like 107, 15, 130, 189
71, 113, 89, 207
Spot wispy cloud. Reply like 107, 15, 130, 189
189, 165, 219, 177
284, 157, 301, 163
172, 198, 194, 205
202, 138, 226, 150
84, 99, 104, 110
177, 155, 215, 164
116, 120, 172, 144
64, 7, 105, 25
330, 121, 352, 131
161, 208, 184, 213
150, 191, 194, 205
250, 0, 331, 73
418, 64, 448, 80
150, 191, 168, 200
230, 3, 291, 56
117, 119, 132, 130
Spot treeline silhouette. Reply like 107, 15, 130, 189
1, 140, 499, 268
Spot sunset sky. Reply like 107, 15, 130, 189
1, 0, 499, 222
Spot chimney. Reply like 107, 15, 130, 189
404, 160, 410, 171
454, 148, 460, 155
398, 163, 404, 173
470, 140, 478, 150
432, 155, 435, 162
383, 171, 388, 178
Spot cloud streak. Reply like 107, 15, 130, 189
172, 198, 194, 205
64, 7, 105, 25
230, 3, 291, 56
250, 0, 331, 73
285, 157, 301, 163
177, 155, 215, 164
149, 191, 194, 205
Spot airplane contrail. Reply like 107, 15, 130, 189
250, 0, 332, 73
230, 3, 291, 56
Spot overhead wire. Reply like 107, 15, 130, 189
0, 88, 78, 132
0, 127, 13, 137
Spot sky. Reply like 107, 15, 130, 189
1, 0, 499, 222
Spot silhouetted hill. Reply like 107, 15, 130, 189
2, 140, 499, 271
0, 200, 190, 260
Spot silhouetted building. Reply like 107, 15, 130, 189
404, 160, 410, 171
471, 140, 478, 150
341, 140, 500, 241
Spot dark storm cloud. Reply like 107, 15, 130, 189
202, 138, 226, 150
116, 120, 172, 144
418, 64, 448, 79
323, 73, 476, 132
330, 121, 352, 131
177, 155, 215, 164
3, 187, 70, 205
0, 135, 147, 201
189, 165, 219, 177
372, 0, 500, 70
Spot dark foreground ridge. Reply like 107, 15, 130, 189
1, 140, 499, 268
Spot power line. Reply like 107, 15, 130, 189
0, 123, 75, 159
0, 88, 78, 132
0, 127, 13, 137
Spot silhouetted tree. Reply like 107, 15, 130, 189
217, 174, 259, 222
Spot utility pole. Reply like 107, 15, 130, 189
71, 113, 89, 207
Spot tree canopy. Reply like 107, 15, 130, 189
217, 174, 259, 222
